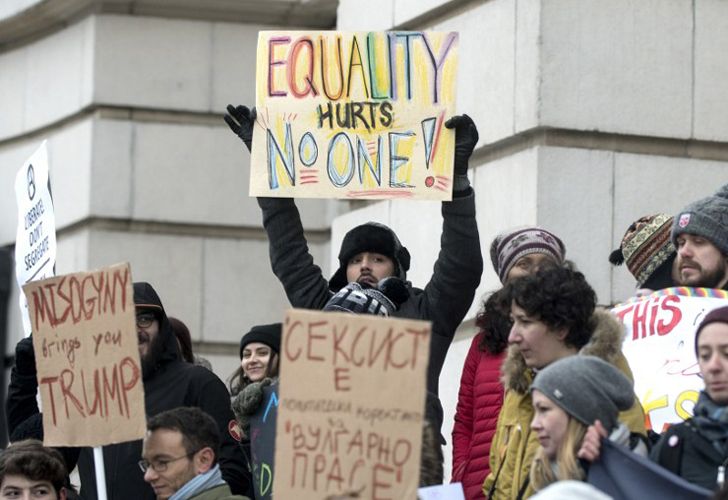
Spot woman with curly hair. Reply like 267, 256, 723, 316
452, 227, 565, 499
482, 266, 646, 499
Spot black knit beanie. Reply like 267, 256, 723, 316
672, 183, 728, 256
329, 222, 411, 291
239, 323, 282, 359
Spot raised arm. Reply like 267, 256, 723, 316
225, 104, 330, 310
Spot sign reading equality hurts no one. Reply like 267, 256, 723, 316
274, 309, 431, 499
250, 31, 459, 201
23, 263, 146, 447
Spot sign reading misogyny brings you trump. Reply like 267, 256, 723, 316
23, 263, 146, 447
250, 31, 459, 201
273, 309, 431, 499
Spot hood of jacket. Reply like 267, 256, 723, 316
134, 281, 180, 378
501, 308, 626, 393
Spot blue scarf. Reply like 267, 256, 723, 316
692, 391, 728, 455
169, 464, 226, 500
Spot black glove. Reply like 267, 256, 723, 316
444, 114, 479, 176
15, 335, 36, 376
224, 104, 257, 152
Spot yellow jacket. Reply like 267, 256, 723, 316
482, 310, 646, 499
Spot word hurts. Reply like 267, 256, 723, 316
39, 356, 141, 426
267, 32, 457, 104
29, 267, 130, 328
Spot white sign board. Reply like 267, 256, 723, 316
15, 141, 57, 336
614, 288, 728, 432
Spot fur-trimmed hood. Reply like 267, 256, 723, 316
501, 308, 627, 393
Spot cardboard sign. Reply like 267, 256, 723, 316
614, 288, 728, 432
273, 309, 431, 499
250, 31, 459, 201
23, 263, 146, 447
249, 382, 279, 500
15, 140, 57, 336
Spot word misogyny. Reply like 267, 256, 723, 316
28, 266, 131, 328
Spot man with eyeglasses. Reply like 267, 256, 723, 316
72, 282, 250, 499
140, 407, 248, 500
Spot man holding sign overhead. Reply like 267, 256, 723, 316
224, 32, 483, 462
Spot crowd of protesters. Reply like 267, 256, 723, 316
2, 101, 728, 500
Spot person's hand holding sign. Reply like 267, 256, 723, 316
444, 114, 479, 195
224, 105, 256, 152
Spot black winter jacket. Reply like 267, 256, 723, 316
651, 416, 727, 491
257, 190, 482, 401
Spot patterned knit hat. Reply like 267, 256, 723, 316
489, 227, 565, 283
672, 183, 728, 256
323, 278, 408, 316
609, 214, 676, 288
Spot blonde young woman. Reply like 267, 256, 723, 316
529, 355, 635, 494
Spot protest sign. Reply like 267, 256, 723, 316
15, 140, 57, 336
23, 263, 146, 447
273, 309, 431, 499
614, 287, 728, 432
251, 31, 459, 200
249, 382, 279, 500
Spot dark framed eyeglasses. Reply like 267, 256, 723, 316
138, 450, 198, 473
136, 312, 156, 329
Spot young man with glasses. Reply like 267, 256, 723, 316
141, 407, 247, 500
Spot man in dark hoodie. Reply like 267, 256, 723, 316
224, 105, 484, 442
6, 282, 250, 500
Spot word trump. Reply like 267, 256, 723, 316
251, 31, 459, 200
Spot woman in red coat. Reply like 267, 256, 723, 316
451, 227, 566, 499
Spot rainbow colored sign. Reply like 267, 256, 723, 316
250, 31, 459, 200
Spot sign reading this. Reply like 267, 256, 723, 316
614, 288, 728, 432
273, 309, 431, 499
250, 31, 459, 201
23, 263, 146, 447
